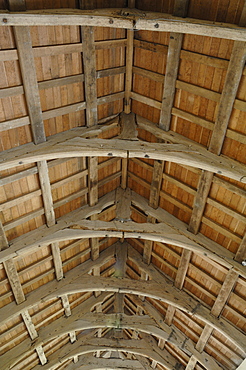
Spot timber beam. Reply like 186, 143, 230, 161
1, 9, 246, 42
1, 129, 245, 183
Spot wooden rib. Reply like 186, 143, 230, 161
2, 9, 246, 41
235, 234, 246, 263
211, 269, 239, 317
81, 24, 99, 279
195, 324, 213, 352
141, 155, 163, 266
159, 32, 183, 130
0, 220, 8, 250
37, 160, 55, 227
174, 249, 192, 290
13, 26, 45, 144
81, 26, 97, 126
185, 355, 197, 370
188, 41, 246, 234
165, 305, 176, 326
3, 258, 25, 304
121, 158, 128, 189
114, 242, 128, 313
124, 30, 134, 113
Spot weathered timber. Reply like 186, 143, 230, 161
1, 9, 246, 41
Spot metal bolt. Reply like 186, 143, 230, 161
154, 23, 159, 28
109, 19, 114, 24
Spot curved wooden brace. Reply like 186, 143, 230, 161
2, 312, 220, 370
31, 337, 178, 370
0, 136, 245, 182
23, 222, 243, 274
66, 357, 147, 370
4, 220, 243, 278
1, 272, 244, 353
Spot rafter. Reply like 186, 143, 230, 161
2, 9, 246, 42
188, 40, 246, 234
159, 0, 189, 130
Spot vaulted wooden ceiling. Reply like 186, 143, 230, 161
0, 1, 246, 370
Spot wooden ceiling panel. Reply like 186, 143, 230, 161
25, 0, 78, 10
1, 2, 246, 369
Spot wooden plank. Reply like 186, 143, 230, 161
2, 9, 246, 41
185, 356, 197, 370
165, 305, 176, 325
174, 249, 192, 290
3, 258, 25, 304
0, 116, 30, 132
172, 107, 246, 145
121, 158, 128, 189
124, 30, 134, 113
235, 234, 246, 263
195, 324, 213, 352
115, 187, 132, 221
160, 33, 183, 130
131, 91, 162, 109
188, 171, 213, 234
42, 101, 86, 120
88, 156, 98, 206
61, 295, 71, 317
13, 26, 45, 144
211, 269, 239, 317
114, 242, 128, 313
210, 42, 246, 155
133, 65, 164, 83
0, 220, 8, 250
149, 160, 164, 209
143, 218, 155, 265
81, 26, 97, 126
37, 160, 55, 227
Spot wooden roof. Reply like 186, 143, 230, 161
0, 0, 246, 369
